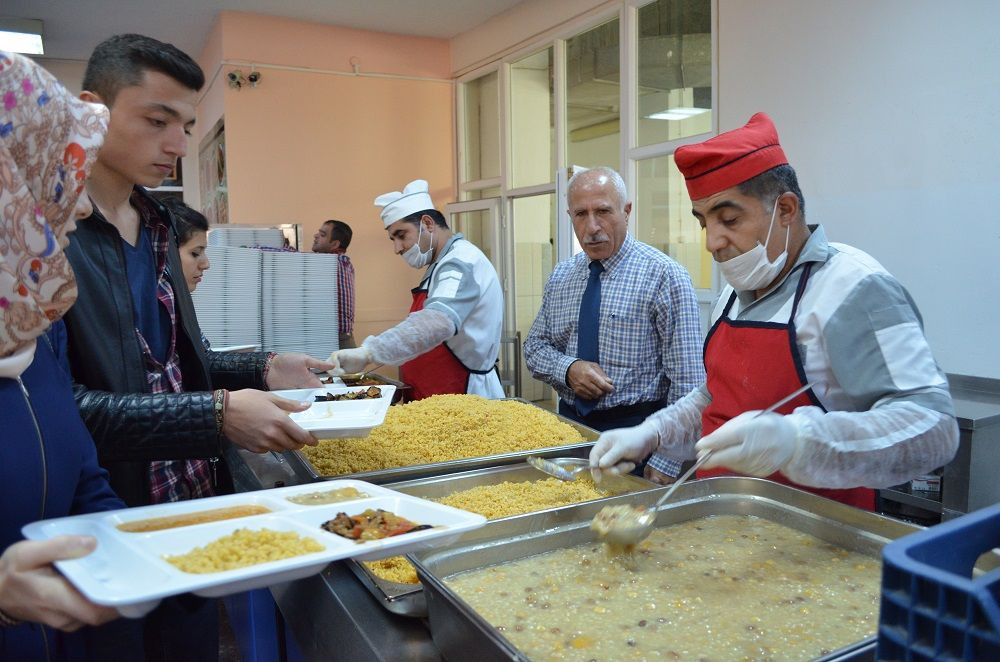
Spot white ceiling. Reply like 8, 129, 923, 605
6, 0, 525, 61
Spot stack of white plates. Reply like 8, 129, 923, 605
191, 245, 341, 358
207, 226, 285, 249
260, 251, 339, 358
191, 246, 263, 349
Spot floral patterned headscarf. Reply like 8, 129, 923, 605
0, 52, 108, 357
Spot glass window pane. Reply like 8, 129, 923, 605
461, 72, 501, 182
460, 186, 501, 202
635, 155, 711, 289
451, 209, 498, 267
511, 48, 555, 188
636, 0, 712, 147
512, 194, 557, 403
566, 19, 620, 171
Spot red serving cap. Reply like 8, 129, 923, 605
674, 112, 788, 200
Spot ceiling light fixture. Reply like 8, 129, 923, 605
0, 18, 44, 55
646, 107, 709, 121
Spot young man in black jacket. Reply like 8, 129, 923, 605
64, 33, 332, 659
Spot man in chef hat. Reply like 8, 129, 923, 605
329, 179, 505, 400
589, 113, 958, 509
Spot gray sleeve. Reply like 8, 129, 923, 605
423, 259, 479, 333
823, 273, 954, 416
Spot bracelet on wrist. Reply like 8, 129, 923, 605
213, 389, 228, 436
261, 351, 279, 388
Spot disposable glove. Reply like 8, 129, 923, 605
327, 346, 373, 375
588, 421, 660, 479
695, 411, 800, 477
364, 309, 454, 365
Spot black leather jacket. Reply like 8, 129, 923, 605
63, 188, 269, 506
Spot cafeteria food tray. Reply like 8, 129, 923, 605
347, 459, 657, 617
409, 477, 933, 662
22, 480, 485, 618
285, 402, 599, 484
272, 384, 395, 438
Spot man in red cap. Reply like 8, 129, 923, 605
590, 113, 958, 509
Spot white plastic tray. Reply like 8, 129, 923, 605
21, 480, 485, 618
274, 384, 395, 438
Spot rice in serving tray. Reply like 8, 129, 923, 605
302, 394, 584, 476
364, 476, 615, 584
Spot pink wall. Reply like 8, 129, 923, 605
220, 12, 450, 78
195, 17, 225, 135
196, 12, 455, 356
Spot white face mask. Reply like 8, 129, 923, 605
402, 222, 434, 269
718, 195, 790, 291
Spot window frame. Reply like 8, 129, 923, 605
454, 0, 720, 300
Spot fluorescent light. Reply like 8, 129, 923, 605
0, 18, 44, 55
646, 107, 709, 121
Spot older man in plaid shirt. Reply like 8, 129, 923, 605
524, 167, 704, 484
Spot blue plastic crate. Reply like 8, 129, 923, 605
878, 502, 1000, 661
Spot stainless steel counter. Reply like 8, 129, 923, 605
878, 374, 1000, 522
225, 446, 440, 661
950, 374, 1000, 430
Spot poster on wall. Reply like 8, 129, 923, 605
199, 120, 229, 225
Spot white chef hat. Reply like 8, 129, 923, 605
374, 179, 435, 228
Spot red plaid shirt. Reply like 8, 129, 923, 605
336, 253, 355, 336
133, 193, 215, 504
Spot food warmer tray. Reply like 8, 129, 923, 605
409, 477, 946, 662
285, 404, 599, 484
347, 460, 657, 617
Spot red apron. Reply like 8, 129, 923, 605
398, 289, 471, 401
700, 263, 875, 511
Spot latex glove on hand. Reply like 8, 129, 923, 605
695, 411, 800, 477
588, 421, 659, 480
327, 346, 373, 376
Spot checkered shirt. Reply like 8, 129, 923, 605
524, 234, 705, 476
134, 194, 215, 504
337, 253, 355, 336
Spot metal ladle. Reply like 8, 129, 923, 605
328, 363, 385, 382
342, 363, 384, 382
527, 456, 588, 481
592, 381, 816, 548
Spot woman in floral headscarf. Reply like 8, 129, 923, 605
0, 52, 126, 659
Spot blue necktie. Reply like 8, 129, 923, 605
575, 260, 604, 416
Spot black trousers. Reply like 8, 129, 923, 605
558, 398, 668, 476
557, 398, 667, 432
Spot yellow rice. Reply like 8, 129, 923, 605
165, 528, 324, 574
364, 476, 614, 584
434, 476, 613, 520
364, 556, 420, 584
303, 394, 584, 476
